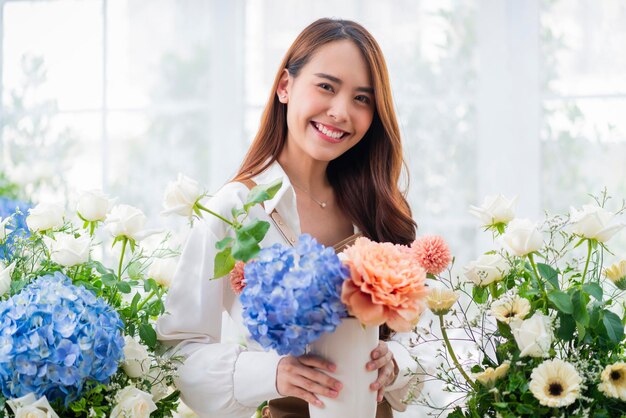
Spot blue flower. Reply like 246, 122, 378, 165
0, 196, 30, 260
0, 272, 125, 403
241, 234, 349, 356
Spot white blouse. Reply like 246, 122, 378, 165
157, 161, 420, 418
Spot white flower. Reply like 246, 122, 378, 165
105, 204, 149, 241
148, 258, 178, 288
0, 216, 11, 240
570, 205, 625, 243
529, 359, 582, 407
510, 312, 553, 357
122, 336, 150, 378
110, 386, 157, 418
598, 362, 626, 401
76, 189, 113, 222
474, 361, 510, 387
26, 203, 64, 232
490, 295, 531, 324
469, 195, 517, 227
426, 287, 459, 315
147, 367, 171, 401
464, 253, 510, 287
43, 233, 90, 267
7, 393, 59, 418
0, 261, 16, 297
162, 174, 204, 218
501, 218, 543, 256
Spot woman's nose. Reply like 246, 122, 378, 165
327, 97, 349, 122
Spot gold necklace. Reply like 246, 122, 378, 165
292, 183, 328, 209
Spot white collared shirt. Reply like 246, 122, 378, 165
157, 161, 419, 417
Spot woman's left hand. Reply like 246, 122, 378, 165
366, 340, 398, 402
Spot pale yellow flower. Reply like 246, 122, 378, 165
490, 296, 531, 324
426, 287, 459, 315
604, 261, 626, 290
598, 362, 626, 401
474, 362, 510, 387
529, 359, 582, 408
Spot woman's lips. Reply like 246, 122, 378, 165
310, 121, 348, 143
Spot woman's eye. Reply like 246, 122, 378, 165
318, 83, 334, 92
355, 95, 371, 104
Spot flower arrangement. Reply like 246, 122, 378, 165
418, 192, 626, 417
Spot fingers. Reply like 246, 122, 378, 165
367, 345, 393, 372
299, 354, 337, 373
276, 355, 343, 408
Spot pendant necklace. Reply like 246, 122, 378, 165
292, 183, 328, 209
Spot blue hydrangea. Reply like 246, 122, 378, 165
241, 234, 349, 356
0, 196, 31, 260
0, 272, 125, 403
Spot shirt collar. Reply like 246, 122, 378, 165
252, 160, 294, 215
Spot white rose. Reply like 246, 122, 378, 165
162, 174, 204, 218
570, 205, 625, 243
43, 233, 90, 267
464, 253, 510, 286
469, 195, 517, 227
110, 386, 157, 418
0, 261, 16, 297
7, 393, 59, 418
0, 216, 11, 240
502, 218, 543, 256
148, 258, 178, 288
105, 204, 148, 241
26, 203, 64, 232
147, 367, 171, 401
76, 189, 113, 222
510, 312, 553, 357
122, 336, 150, 378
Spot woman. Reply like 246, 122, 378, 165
158, 18, 420, 417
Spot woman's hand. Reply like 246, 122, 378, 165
367, 341, 398, 402
276, 354, 343, 408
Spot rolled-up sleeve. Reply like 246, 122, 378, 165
384, 334, 423, 412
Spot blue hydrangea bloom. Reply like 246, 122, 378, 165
0, 272, 125, 403
0, 196, 31, 260
241, 234, 349, 356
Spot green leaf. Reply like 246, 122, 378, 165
216, 236, 234, 250
239, 219, 270, 242
537, 263, 559, 289
101, 273, 117, 287
144, 278, 158, 292
582, 283, 603, 301
555, 312, 576, 341
116, 281, 131, 294
231, 207, 246, 218
572, 290, 589, 326
139, 323, 157, 349
213, 247, 236, 279
573, 237, 587, 249
472, 286, 489, 304
547, 290, 573, 314
127, 261, 142, 281
603, 310, 625, 342
232, 230, 260, 262
244, 179, 283, 212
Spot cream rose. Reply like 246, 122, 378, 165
6, 393, 59, 418
76, 189, 113, 222
110, 386, 157, 418
162, 174, 204, 218
26, 203, 64, 232
502, 218, 543, 256
122, 336, 150, 378
105, 204, 148, 241
469, 195, 517, 227
148, 258, 178, 288
464, 253, 510, 287
510, 312, 553, 357
570, 205, 625, 243
44, 233, 90, 267
0, 261, 16, 297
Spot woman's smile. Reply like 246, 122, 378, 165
310, 121, 349, 143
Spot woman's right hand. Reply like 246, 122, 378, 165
276, 354, 343, 408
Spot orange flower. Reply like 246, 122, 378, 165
411, 235, 452, 275
230, 261, 246, 295
342, 237, 428, 332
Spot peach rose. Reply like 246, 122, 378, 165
341, 237, 428, 332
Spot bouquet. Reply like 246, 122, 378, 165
418, 193, 626, 417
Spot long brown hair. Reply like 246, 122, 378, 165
234, 18, 416, 245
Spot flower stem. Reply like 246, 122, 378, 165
528, 253, 548, 313
581, 239, 592, 285
118, 237, 128, 281
438, 314, 478, 390
137, 289, 157, 312
195, 203, 235, 227
527, 253, 541, 282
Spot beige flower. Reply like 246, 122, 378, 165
598, 362, 626, 401
464, 253, 510, 287
426, 287, 459, 315
474, 362, 510, 387
529, 359, 582, 407
490, 295, 531, 324
604, 261, 626, 290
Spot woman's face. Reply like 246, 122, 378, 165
279, 40, 375, 163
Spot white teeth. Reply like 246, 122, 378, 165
315, 123, 344, 139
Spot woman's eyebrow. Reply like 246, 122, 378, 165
314, 73, 374, 94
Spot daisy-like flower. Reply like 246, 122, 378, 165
426, 287, 459, 315
604, 261, 626, 290
529, 359, 582, 407
474, 361, 510, 387
229, 261, 246, 295
411, 235, 452, 275
490, 295, 531, 324
598, 362, 626, 401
